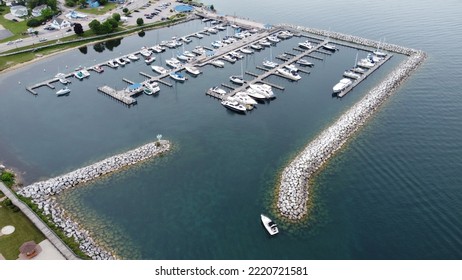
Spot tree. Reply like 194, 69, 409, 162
210, 4, 214, 11
73, 22, 84, 35
106, 18, 118, 29
78, 46, 87, 54
40, 7, 54, 20
27, 18, 42, 27
99, 0, 107, 5
136, 17, 144, 26
122, 8, 128, 14
100, 21, 113, 34
89, 19, 101, 34
138, 30, 145, 37
65, 0, 76, 7
112, 12, 121, 22
78, 0, 86, 7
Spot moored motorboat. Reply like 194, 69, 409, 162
323, 42, 337, 51
250, 43, 263, 50
210, 60, 225, 67
267, 35, 280, 43
240, 47, 253, 54
333, 78, 353, 93
185, 66, 201, 75
169, 72, 186, 82
233, 92, 258, 105
245, 88, 266, 100
221, 100, 246, 113
92, 65, 104, 73
166, 58, 182, 68
298, 40, 313, 49
128, 54, 139, 61
357, 58, 374, 68
230, 75, 245, 85
151, 65, 169, 75
284, 64, 299, 73
145, 56, 156, 64
263, 60, 278, 69
210, 86, 227, 95
56, 86, 71, 96
107, 60, 118, 68
276, 67, 301, 81
261, 214, 279, 236
222, 54, 237, 63
259, 39, 271, 47
140, 47, 152, 57
351, 66, 366, 74
249, 83, 275, 99
115, 58, 126, 66
296, 59, 314, 67
143, 82, 160, 95
343, 70, 361, 79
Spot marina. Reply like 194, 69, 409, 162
3, 6, 431, 260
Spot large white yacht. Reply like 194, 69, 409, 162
249, 84, 275, 99
221, 100, 247, 113
333, 78, 353, 93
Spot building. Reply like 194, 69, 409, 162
32, 4, 48, 17
10, 5, 28, 17
50, 17, 71, 30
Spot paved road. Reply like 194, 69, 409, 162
0, 0, 178, 53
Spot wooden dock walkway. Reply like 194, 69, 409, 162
0, 183, 80, 260
338, 54, 394, 98
97, 85, 138, 106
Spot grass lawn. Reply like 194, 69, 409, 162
77, 3, 117, 16
0, 201, 45, 260
0, 7, 29, 43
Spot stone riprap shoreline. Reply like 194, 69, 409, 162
276, 25, 427, 220
18, 140, 170, 259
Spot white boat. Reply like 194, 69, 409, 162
231, 24, 239, 29
333, 78, 352, 93
151, 65, 169, 74
357, 58, 375, 68
107, 60, 118, 68
250, 43, 263, 50
298, 40, 313, 49
263, 60, 278, 68
230, 75, 245, 85
277, 30, 293, 39
122, 57, 131, 64
143, 82, 160, 95
211, 40, 222, 48
210, 60, 225, 67
261, 214, 279, 236
140, 47, 152, 57
259, 39, 271, 47
115, 58, 126, 66
195, 32, 204, 39
185, 66, 201, 75
229, 51, 243, 59
145, 56, 156, 64
284, 64, 299, 72
192, 46, 206, 55
343, 70, 361, 79
166, 58, 182, 68
240, 47, 253, 54
215, 25, 227, 31
210, 86, 227, 95
181, 37, 192, 43
222, 54, 237, 63
351, 66, 366, 74
56, 86, 71, 96
249, 84, 275, 99
296, 59, 314, 67
207, 28, 218, 34
323, 42, 337, 51
92, 65, 104, 73
373, 39, 387, 57
169, 72, 186, 82
367, 53, 382, 63
55, 73, 70, 84
221, 100, 247, 113
177, 54, 190, 62
277, 67, 301, 81
183, 51, 196, 58
233, 92, 257, 105
128, 54, 139, 61
151, 45, 165, 53
267, 35, 280, 43
245, 88, 266, 100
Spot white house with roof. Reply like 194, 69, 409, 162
50, 17, 71, 30
10, 5, 28, 17
32, 4, 48, 17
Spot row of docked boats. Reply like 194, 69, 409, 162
332, 52, 387, 94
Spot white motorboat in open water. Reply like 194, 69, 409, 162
56, 86, 71, 96
261, 214, 279, 236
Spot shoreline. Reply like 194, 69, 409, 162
17, 139, 171, 259
275, 25, 427, 220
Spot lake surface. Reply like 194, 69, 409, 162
1, 0, 461, 259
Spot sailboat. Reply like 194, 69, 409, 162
263, 44, 278, 68
230, 59, 245, 85
351, 53, 366, 73
373, 38, 387, 57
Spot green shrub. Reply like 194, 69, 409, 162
27, 18, 42, 27
1, 171, 15, 187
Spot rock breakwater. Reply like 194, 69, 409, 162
18, 140, 170, 259
275, 26, 427, 220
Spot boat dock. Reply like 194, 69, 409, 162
338, 54, 394, 98
96, 85, 138, 106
